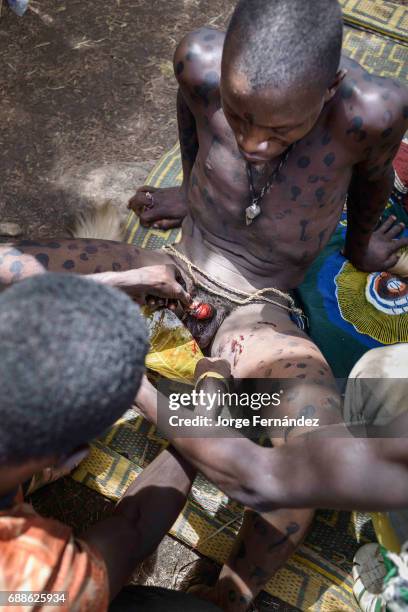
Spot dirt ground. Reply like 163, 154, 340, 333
0, 0, 235, 237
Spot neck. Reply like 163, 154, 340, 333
247, 145, 293, 191
250, 160, 271, 176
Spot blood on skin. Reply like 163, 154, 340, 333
230, 337, 244, 366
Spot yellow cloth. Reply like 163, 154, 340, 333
142, 307, 203, 384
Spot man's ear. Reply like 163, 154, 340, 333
324, 69, 347, 103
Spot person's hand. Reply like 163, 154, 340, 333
194, 357, 232, 384
194, 359, 232, 420
128, 186, 188, 230
350, 216, 408, 273
116, 264, 191, 307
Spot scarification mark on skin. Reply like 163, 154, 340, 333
297, 156, 310, 169
300, 219, 309, 241
291, 186, 301, 201
324, 152, 335, 167
267, 522, 300, 552
35, 253, 49, 269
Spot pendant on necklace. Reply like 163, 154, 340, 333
245, 202, 261, 226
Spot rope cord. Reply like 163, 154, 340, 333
163, 244, 304, 317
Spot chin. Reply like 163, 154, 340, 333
238, 144, 289, 164
240, 152, 269, 164
249, 154, 284, 165
250, 158, 269, 166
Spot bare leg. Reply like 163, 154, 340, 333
208, 507, 313, 610
205, 303, 341, 611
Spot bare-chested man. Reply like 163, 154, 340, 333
2, 0, 408, 610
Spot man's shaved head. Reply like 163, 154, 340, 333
223, 0, 343, 96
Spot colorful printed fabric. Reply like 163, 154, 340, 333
0, 492, 109, 612
296, 202, 408, 378
143, 306, 203, 384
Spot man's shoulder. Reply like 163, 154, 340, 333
173, 27, 224, 98
335, 57, 408, 144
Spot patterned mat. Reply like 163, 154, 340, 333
73, 410, 375, 611
72, 8, 408, 610
339, 0, 407, 43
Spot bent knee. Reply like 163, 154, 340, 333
349, 344, 408, 379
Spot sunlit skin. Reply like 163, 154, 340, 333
125, 26, 408, 612
3, 25, 408, 612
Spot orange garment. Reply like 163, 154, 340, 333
0, 489, 109, 612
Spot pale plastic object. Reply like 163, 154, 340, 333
388, 249, 408, 278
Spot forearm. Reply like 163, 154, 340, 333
87, 268, 145, 297
272, 434, 408, 512
165, 426, 358, 513
168, 431, 353, 512
176, 430, 408, 513
164, 431, 408, 513
136, 380, 284, 506
86, 249, 165, 285
138, 384, 408, 512
83, 447, 195, 599
344, 168, 394, 264
177, 88, 198, 195
86, 250, 169, 297
0, 243, 162, 291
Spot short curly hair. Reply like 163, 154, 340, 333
0, 273, 149, 463
224, 0, 343, 94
